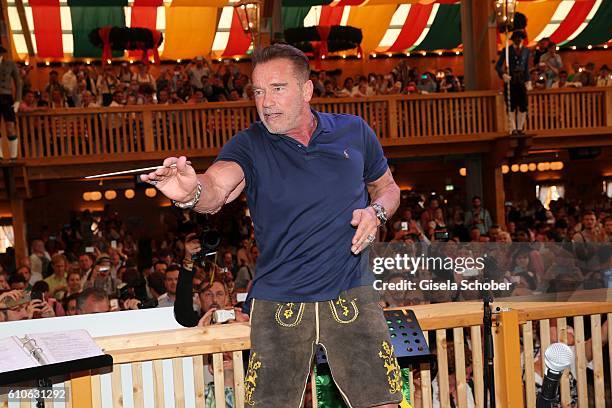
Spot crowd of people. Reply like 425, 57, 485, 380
16, 57, 470, 112
529, 38, 610, 89
13, 48, 610, 113
0, 189, 610, 406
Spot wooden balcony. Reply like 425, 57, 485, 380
8, 87, 612, 180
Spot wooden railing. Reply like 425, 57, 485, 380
527, 87, 609, 134
4, 299, 601, 408
13, 87, 612, 164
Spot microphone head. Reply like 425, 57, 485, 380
544, 342, 573, 373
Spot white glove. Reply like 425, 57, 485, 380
502, 74, 511, 83
12, 101, 20, 113
525, 81, 533, 91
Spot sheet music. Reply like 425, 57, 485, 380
0, 336, 40, 373
28, 329, 103, 364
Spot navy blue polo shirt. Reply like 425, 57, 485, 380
214, 109, 388, 303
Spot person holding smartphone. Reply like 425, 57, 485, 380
84, 256, 118, 296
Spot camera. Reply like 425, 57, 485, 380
434, 231, 450, 242
117, 282, 158, 309
191, 227, 221, 264
213, 309, 236, 324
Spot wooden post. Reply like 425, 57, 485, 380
495, 93, 507, 134
461, 0, 499, 91
9, 197, 27, 261
70, 371, 93, 408
388, 97, 398, 139
142, 110, 154, 152
493, 310, 524, 408
605, 88, 612, 128
482, 163, 505, 227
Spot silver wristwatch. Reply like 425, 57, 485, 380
173, 182, 202, 209
370, 203, 387, 226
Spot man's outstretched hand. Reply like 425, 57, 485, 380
140, 156, 198, 203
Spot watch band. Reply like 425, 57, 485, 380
370, 203, 387, 226
173, 181, 202, 209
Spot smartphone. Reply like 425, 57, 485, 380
30, 290, 44, 302
110, 299, 119, 310
401, 222, 408, 231
504, 201, 513, 206
111, 240, 117, 249
421, 74, 428, 79
85, 246, 95, 253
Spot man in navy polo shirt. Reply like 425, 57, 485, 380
142, 44, 402, 407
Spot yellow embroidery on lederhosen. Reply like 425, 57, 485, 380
328, 295, 359, 324
244, 352, 262, 406
275, 302, 305, 327
378, 341, 402, 394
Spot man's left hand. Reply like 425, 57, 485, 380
350, 207, 378, 254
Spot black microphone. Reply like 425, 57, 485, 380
536, 342, 573, 408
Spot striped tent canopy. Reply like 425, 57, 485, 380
7, 0, 611, 61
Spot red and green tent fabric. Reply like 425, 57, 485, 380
9, 0, 612, 61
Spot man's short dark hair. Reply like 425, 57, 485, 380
76, 287, 108, 312
147, 272, 166, 295
166, 264, 180, 274
252, 43, 310, 82
8, 274, 27, 286
472, 196, 482, 201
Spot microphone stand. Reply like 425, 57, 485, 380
483, 293, 496, 408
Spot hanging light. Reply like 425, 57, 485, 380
83, 192, 91, 201
528, 163, 536, 171
494, 0, 517, 27
234, 0, 262, 47
145, 188, 157, 198
519, 164, 528, 173
459, 167, 467, 177
104, 190, 117, 200
550, 161, 564, 171
90, 191, 102, 201
124, 189, 135, 199
501, 165, 509, 174
511, 164, 519, 172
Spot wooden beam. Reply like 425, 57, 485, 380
15, 0, 34, 57
0, 0, 12, 54
9, 196, 27, 261
493, 309, 524, 408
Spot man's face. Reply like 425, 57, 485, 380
605, 219, 612, 235
223, 253, 233, 265
250, 247, 259, 263
489, 227, 500, 242
79, 297, 110, 314
68, 273, 81, 291
470, 229, 480, 241
33, 240, 45, 253
154, 263, 167, 274
164, 270, 179, 295
53, 259, 67, 277
17, 266, 31, 282
0, 274, 8, 290
252, 59, 313, 134
159, 90, 169, 103
583, 215, 596, 230
114, 92, 124, 103
24, 92, 35, 105
200, 282, 229, 312
79, 255, 93, 271
473, 198, 481, 208
517, 231, 529, 242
